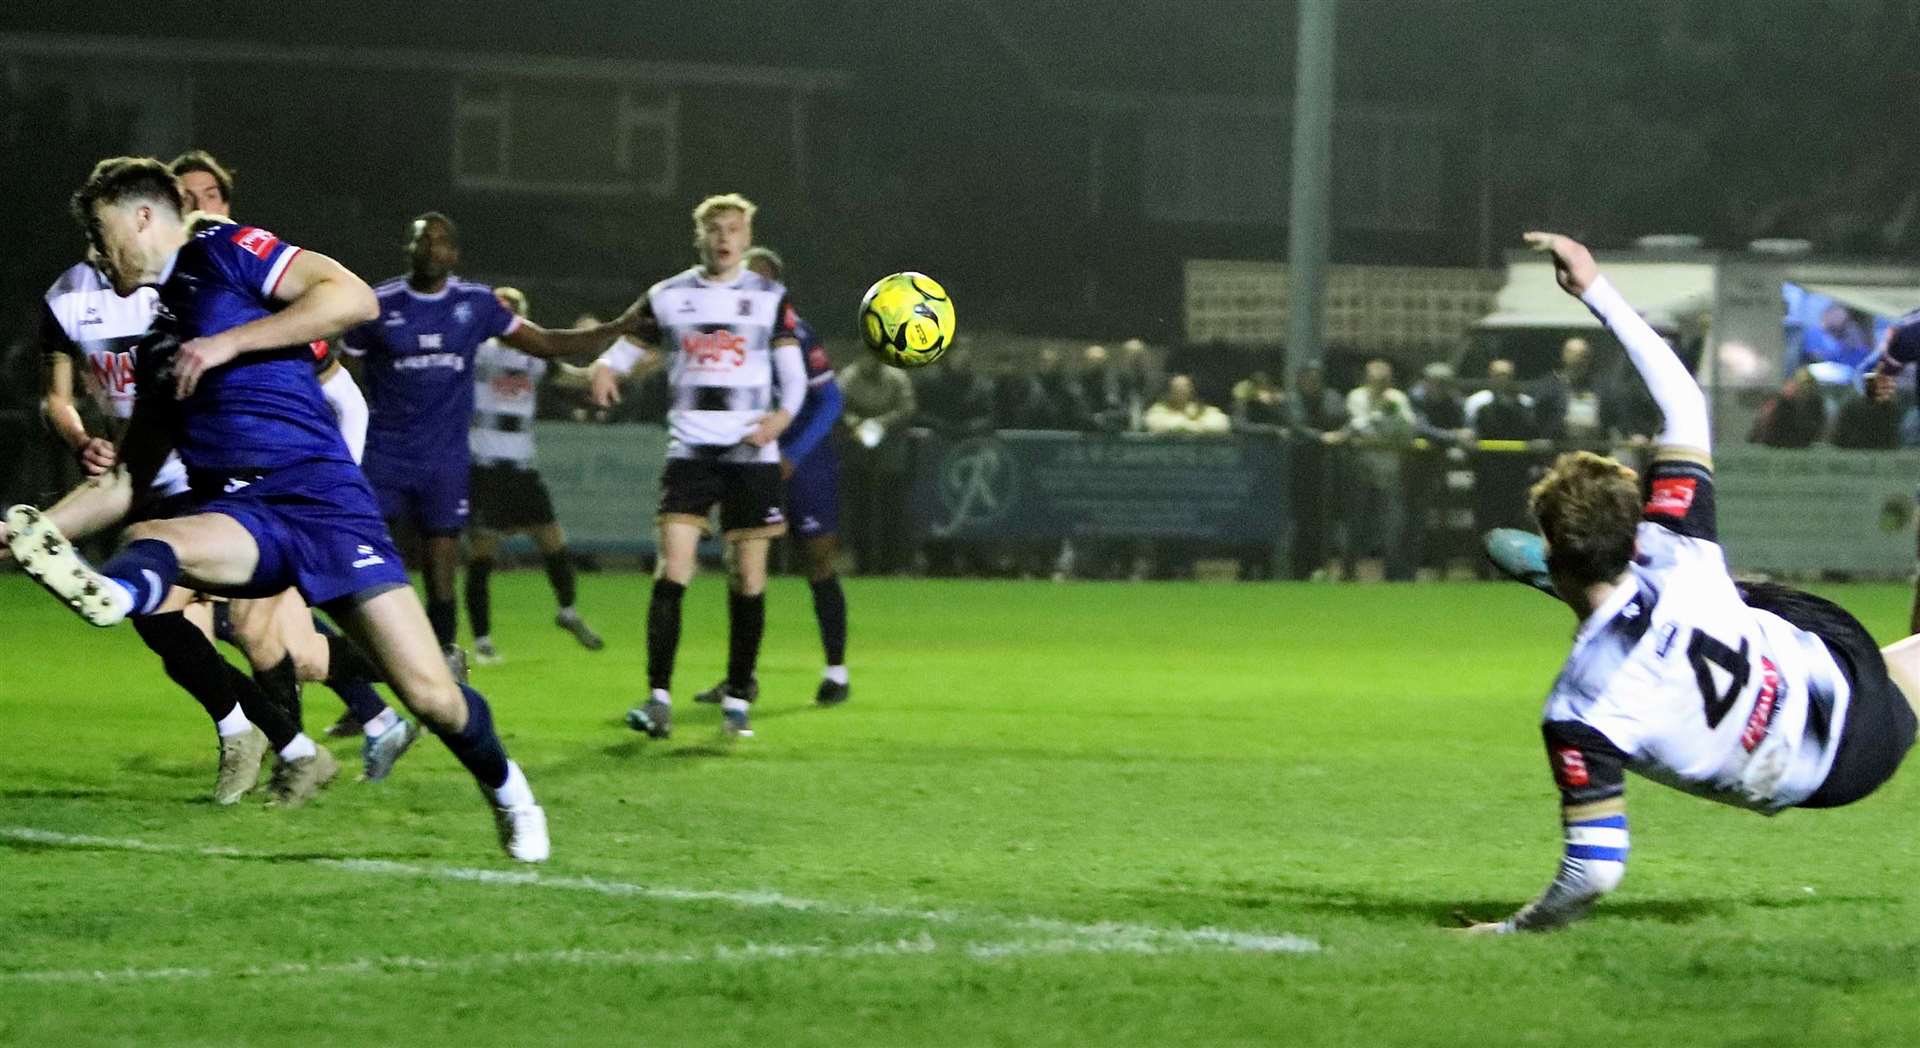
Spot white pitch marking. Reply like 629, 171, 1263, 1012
0, 827, 1319, 957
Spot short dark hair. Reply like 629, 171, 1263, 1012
743, 246, 785, 278
168, 149, 235, 204
70, 156, 186, 243
411, 211, 457, 238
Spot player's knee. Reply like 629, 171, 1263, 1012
289, 638, 330, 683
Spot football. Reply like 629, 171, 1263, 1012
859, 272, 956, 368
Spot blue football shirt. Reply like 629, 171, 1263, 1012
137, 222, 352, 472
342, 276, 519, 470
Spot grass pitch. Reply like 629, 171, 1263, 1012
1, 574, 1916, 1047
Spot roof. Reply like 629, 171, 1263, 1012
1477, 258, 1715, 332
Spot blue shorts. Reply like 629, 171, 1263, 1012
366, 454, 469, 537
188, 459, 409, 609
786, 445, 840, 540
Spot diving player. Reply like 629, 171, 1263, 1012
341, 213, 630, 672
9, 157, 549, 859
695, 246, 848, 706
591, 193, 808, 739
166, 150, 413, 772
465, 285, 604, 664
1458, 233, 1917, 932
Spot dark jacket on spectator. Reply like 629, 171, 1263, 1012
1747, 378, 1828, 448
1830, 395, 1900, 450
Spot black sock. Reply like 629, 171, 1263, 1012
726, 590, 766, 693
427, 597, 458, 648
233, 660, 299, 750
646, 579, 685, 691
321, 629, 385, 685
809, 575, 847, 666
428, 684, 509, 789
543, 551, 577, 610
251, 655, 304, 745
466, 558, 494, 638
131, 612, 240, 726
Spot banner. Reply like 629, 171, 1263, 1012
530, 422, 669, 552
909, 431, 1289, 541
1713, 446, 1920, 578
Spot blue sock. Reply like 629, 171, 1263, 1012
429, 684, 510, 789
101, 539, 181, 616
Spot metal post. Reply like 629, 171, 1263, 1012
1287, 0, 1337, 372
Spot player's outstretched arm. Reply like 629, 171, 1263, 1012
173, 251, 379, 397
500, 316, 628, 361
1526, 232, 1709, 454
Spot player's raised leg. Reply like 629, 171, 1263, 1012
330, 586, 547, 861
627, 518, 702, 739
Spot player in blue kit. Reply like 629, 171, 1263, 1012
696, 247, 850, 706
7, 157, 548, 860
341, 214, 631, 672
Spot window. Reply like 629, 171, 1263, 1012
453, 78, 678, 196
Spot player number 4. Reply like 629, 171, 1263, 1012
1687, 630, 1751, 729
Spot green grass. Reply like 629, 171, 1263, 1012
1, 574, 1916, 1047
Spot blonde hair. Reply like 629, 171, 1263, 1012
692, 193, 756, 229
1528, 451, 1641, 586
494, 285, 528, 317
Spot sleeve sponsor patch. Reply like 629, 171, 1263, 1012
1645, 476, 1697, 517
231, 226, 281, 260
1552, 746, 1591, 788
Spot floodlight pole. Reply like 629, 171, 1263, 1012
1287, 0, 1337, 371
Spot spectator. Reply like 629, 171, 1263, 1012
1287, 363, 1347, 435
1344, 359, 1418, 441
1831, 390, 1900, 449
1076, 344, 1131, 432
989, 355, 1036, 430
913, 340, 995, 438
1747, 367, 1828, 448
1801, 303, 1875, 372
1027, 347, 1083, 430
839, 356, 918, 574
1343, 359, 1417, 581
1145, 374, 1231, 435
1464, 359, 1540, 544
1532, 336, 1608, 445
912, 342, 997, 577
1229, 370, 1289, 578
1230, 370, 1291, 433
1408, 361, 1470, 443
1117, 338, 1162, 431
1464, 358, 1540, 441
1285, 363, 1347, 580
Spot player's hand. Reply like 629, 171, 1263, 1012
75, 437, 117, 475
1524, 232, 1600, 297
589, 363, 623, 408
175, 332, 241, 398
745, 410, 790, 448
780, 457, 795, 481
1867, 358, 1901, 403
